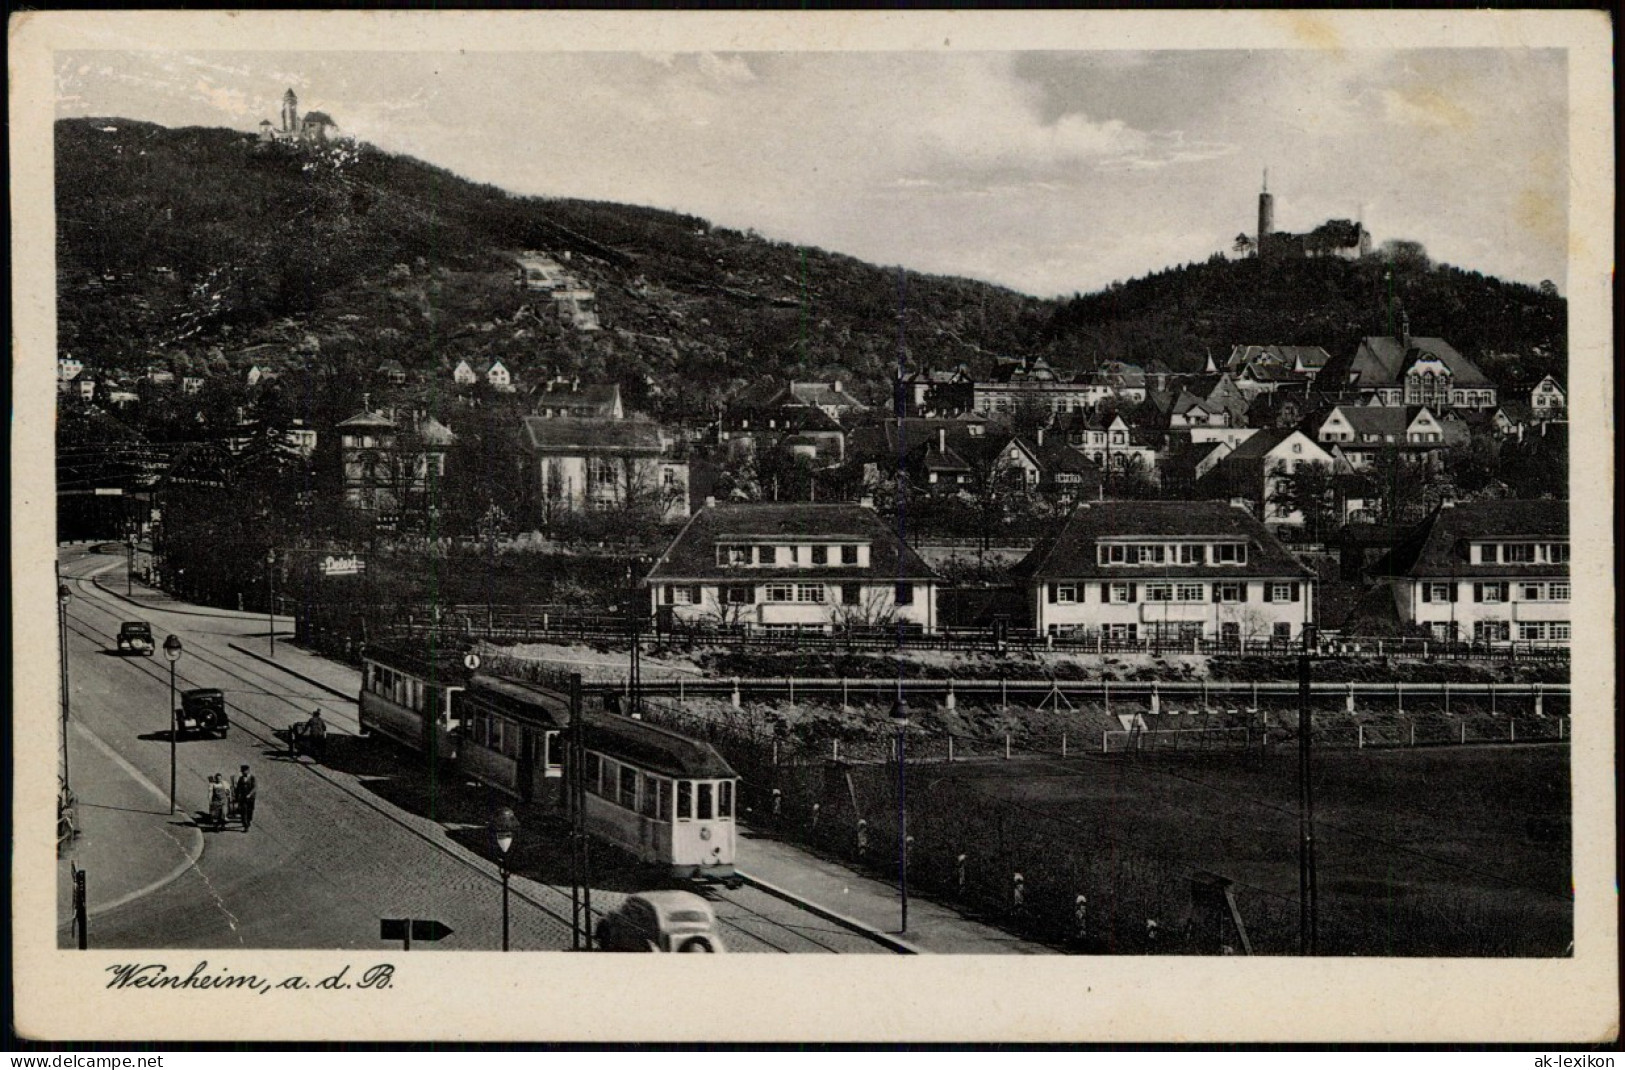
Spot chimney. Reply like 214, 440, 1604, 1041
938, 427, 947, 453
362, 392, 371, 412
1037, 428, 1045, 446
833, 380, 842, 393
1399, 312, 1411, 350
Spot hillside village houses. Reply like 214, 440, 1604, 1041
1018, 501, 1316, 645
1312, 405, 1447, 471
337, 403, 454, 513
1197, 428, 1336, 526
1338, 316, 1497, 410
1529, 374, 1567, 418
1385, 500, 1569, 645
644, 501, 941, 634
514, 252, 602, 331
531, 378, 624, 420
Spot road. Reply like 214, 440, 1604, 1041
56, 546, 883, 954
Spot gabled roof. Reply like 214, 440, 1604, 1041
531, 382, 620, 409
1019, 502, 1313, 580
1348, 335, 1492, 388
1495, 401, 1535, 424
1396, 500, 1569, 578
788, 382, 869, 409
1013, 436, 1101, 478
337, 410, 395, 430
519, 416, 663, 454
301, 111, 337, 126
1321, 404, 1437, 439
645, 503, 940, 582
414, 415, 456, 446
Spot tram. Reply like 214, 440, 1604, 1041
357, 643, 469, 764
457, 673, 740, 883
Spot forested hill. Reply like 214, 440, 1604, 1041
54, 118, 1050, 418
1038, 248, 1566, 387
57, 117, 1566, 413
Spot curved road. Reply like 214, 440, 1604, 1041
58, 547, 881, 954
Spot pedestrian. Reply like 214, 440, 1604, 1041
855, 819, 869, 860
207, 773, 230, 830
305, 708, 328, 762
233, 764, 257, 832
1011, 872, 1026, 916
955, 853, 968, 900
1073, 894, 1089, 948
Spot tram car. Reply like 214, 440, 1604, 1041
358, 643, 470, 765
458, 673, 740, 883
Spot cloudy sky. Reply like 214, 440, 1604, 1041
55, 47, 1568, 296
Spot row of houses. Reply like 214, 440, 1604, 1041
641, 498, 1570, 645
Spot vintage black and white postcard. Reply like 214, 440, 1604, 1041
10, 9, 1616, 1044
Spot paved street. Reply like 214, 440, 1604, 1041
57, 546, 1044, 954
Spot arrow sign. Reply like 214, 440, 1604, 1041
380, 918, 454, 945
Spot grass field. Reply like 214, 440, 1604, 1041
911, 743, 1571, 955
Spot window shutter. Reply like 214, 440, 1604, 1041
1100, 582, 1110, 602
691, 586, 702, 604
1047, 583, 1058, 604
1473, 583, 1483, 603
744, 585, 756, 604
1291, 582, 1301, 602
1127, 583, 1137, 603
1262, 584, 1274, 603
1448, 584, 1458, 603
663, 584, 673, 604
1238, 583, 1248, 602
1421, 584, 1432, 603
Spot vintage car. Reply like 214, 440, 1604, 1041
116, 621, 155, 656
175, 688, 229, 738
596, 890, 725, 953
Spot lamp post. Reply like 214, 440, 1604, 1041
265, 549, 277, 658
163, 634, 183, 813
493, 806, 519, 952
126, 534, 136, 597
891, 697, 910, 934
58, 582, 72, 794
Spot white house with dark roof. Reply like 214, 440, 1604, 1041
1196, 428, 1334, 526
1388, 500, 1569, 645
531, 379, 624, 420
519, 416, 689, 520
643, 502, 940, 633
1018, 501, 1315, 645
1529, 375, 1566, 419
1313, 405, 1445, 470
452, 359, 478, 386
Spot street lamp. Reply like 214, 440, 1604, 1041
891, 697, 910, 934
163, 634, 183, 813
58, 583, 72, 794
126, 534, 136, 597
492, 806, 520, 952
265, 550, 277, 658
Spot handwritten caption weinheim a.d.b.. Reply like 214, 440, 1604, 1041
106, 962, 394, 994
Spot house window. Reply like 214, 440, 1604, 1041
841, 545, 859, 565
1474, 621, 1510, 643
1273, 622, 1293, 641
1478, 583, 1507, 604
671, 586, 696, 606
1108, 583, 1136, 603
1175, 583, 1206, 603
811, 545, 828, 565
1428, 583, 1454, 602
1144, 584, 1173, 602
841, 584, 861, 606
1133, 545, 1166, 564
765, 584, 795, 602
895, 584, 915, 606
1518, 622, 1549, 641
1215, 582, 1244, 603
1104, 623, 1137, 641
1502, 543, 1535, 563
1551, 622, 1571, 641
796, 584, 826, 604
1056, 585, 1078, 604
1179, 545, 1206, 565
724, 586, 752, 605
1546, 543, 1570, 564
758, 546, 778, 565
1549, 583, 1570, 601
1268, 582, 1295, 602
718, 545, 751, 567
1519, 583, 1543, 601
1213, 543, 1248, 564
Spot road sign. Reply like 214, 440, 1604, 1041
321, 554, 366, 576
380, 918, 453, 945
464, 653, 482, 671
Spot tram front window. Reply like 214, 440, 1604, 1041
676, 781, 692, 820
697, 782, 714, 821
718, 781, 733, 820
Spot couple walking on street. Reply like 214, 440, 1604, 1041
206, 765, 257, 831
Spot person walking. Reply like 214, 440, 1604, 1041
233, 765, 257, 832
305, 709, 328, 762
207, 773, 230, 830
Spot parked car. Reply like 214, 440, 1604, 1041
116, 621, 155, 656
175, 688, 229, 738
596, 891, 725, 953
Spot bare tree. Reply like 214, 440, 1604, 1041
827, 585, 897, 630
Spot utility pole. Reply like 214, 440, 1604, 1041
1297, 636, 1318, 955
569, 673, 591, 949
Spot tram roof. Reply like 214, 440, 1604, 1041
362, 640, 472, 680
465, 673, 570, 726
581, 712, 737, 781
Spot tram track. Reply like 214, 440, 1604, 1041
63, 563, 881, 953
